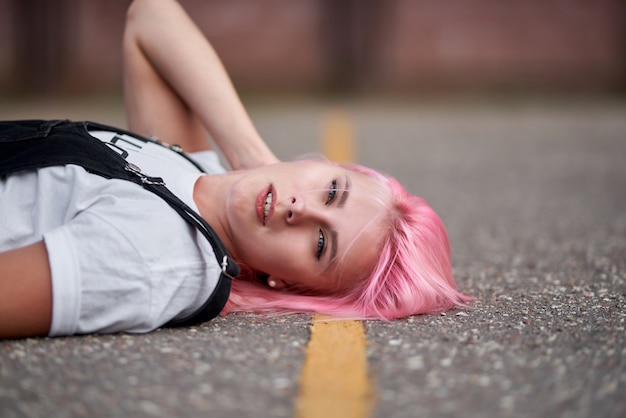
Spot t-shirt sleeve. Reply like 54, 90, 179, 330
42, 185, 219, 337
44, 211, 153, 336
189, 150, 228, 174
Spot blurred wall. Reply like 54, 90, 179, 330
1, 0, 624, 97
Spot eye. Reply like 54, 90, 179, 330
325, 179, 338, 205
316, 229, 326, 260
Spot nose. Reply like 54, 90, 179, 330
285, 195, 325, 225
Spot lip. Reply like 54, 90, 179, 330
255, 184, 275, 226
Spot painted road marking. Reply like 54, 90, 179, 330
322, 109, 355, 163
296, 315, 374, 418
295, 111, 373, 418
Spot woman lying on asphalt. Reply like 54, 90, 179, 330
0, 0, 471, 339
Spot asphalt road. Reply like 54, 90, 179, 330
1, 97, 625, 417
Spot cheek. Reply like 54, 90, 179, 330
254, 238, 314, 277
226, 186, 249, 219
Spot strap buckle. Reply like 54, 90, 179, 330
221, 255, 239, 280
124, 163, 166, 186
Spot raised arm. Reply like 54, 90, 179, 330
123, 0, 279, 169
0, 241, 52, 339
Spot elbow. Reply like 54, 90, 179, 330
126, 0, 150, 23
125, 0, 165, 30
124, 0, 158, 51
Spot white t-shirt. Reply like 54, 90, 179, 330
0, 128, 228, 336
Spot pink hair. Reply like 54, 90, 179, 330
222, 164, 472, 320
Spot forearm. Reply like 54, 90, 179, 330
0, 241, 52, 339
125, 0, 278, 169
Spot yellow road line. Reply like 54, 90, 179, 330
296, 315, 374, 418
295, 110, 373, 418
322, 109, 355, 163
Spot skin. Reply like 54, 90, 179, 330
1, 0, 274, 339
122, 0, 278, 167
194, 161, 390, 293
0, 0, 389, 338
0, 242, 52, 339
122, 0, 392, 291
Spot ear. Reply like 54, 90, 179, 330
267, 276, 287, 290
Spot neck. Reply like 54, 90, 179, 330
193, 172, 242, 259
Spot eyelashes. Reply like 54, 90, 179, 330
316, 229, 325, 260
317, 179, 337, 259
313, 178, 347, 260
325, 179, 338, 205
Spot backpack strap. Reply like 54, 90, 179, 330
0, 119, 239, 327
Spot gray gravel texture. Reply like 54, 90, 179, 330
1, 98, 625, 418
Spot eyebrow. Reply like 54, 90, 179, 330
328, 230, 338, 267
327, 175, 351, 267
337, 175, 351, 208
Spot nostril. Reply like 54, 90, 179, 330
288, 211, 293, 219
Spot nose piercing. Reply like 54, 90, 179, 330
268, 280, 276, 288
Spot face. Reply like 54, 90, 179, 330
225, 161, 390, 294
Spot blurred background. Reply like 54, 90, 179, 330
1, 4, 625, 416
0, 0, 624, 99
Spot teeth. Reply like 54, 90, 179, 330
263, 191, 272, 219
